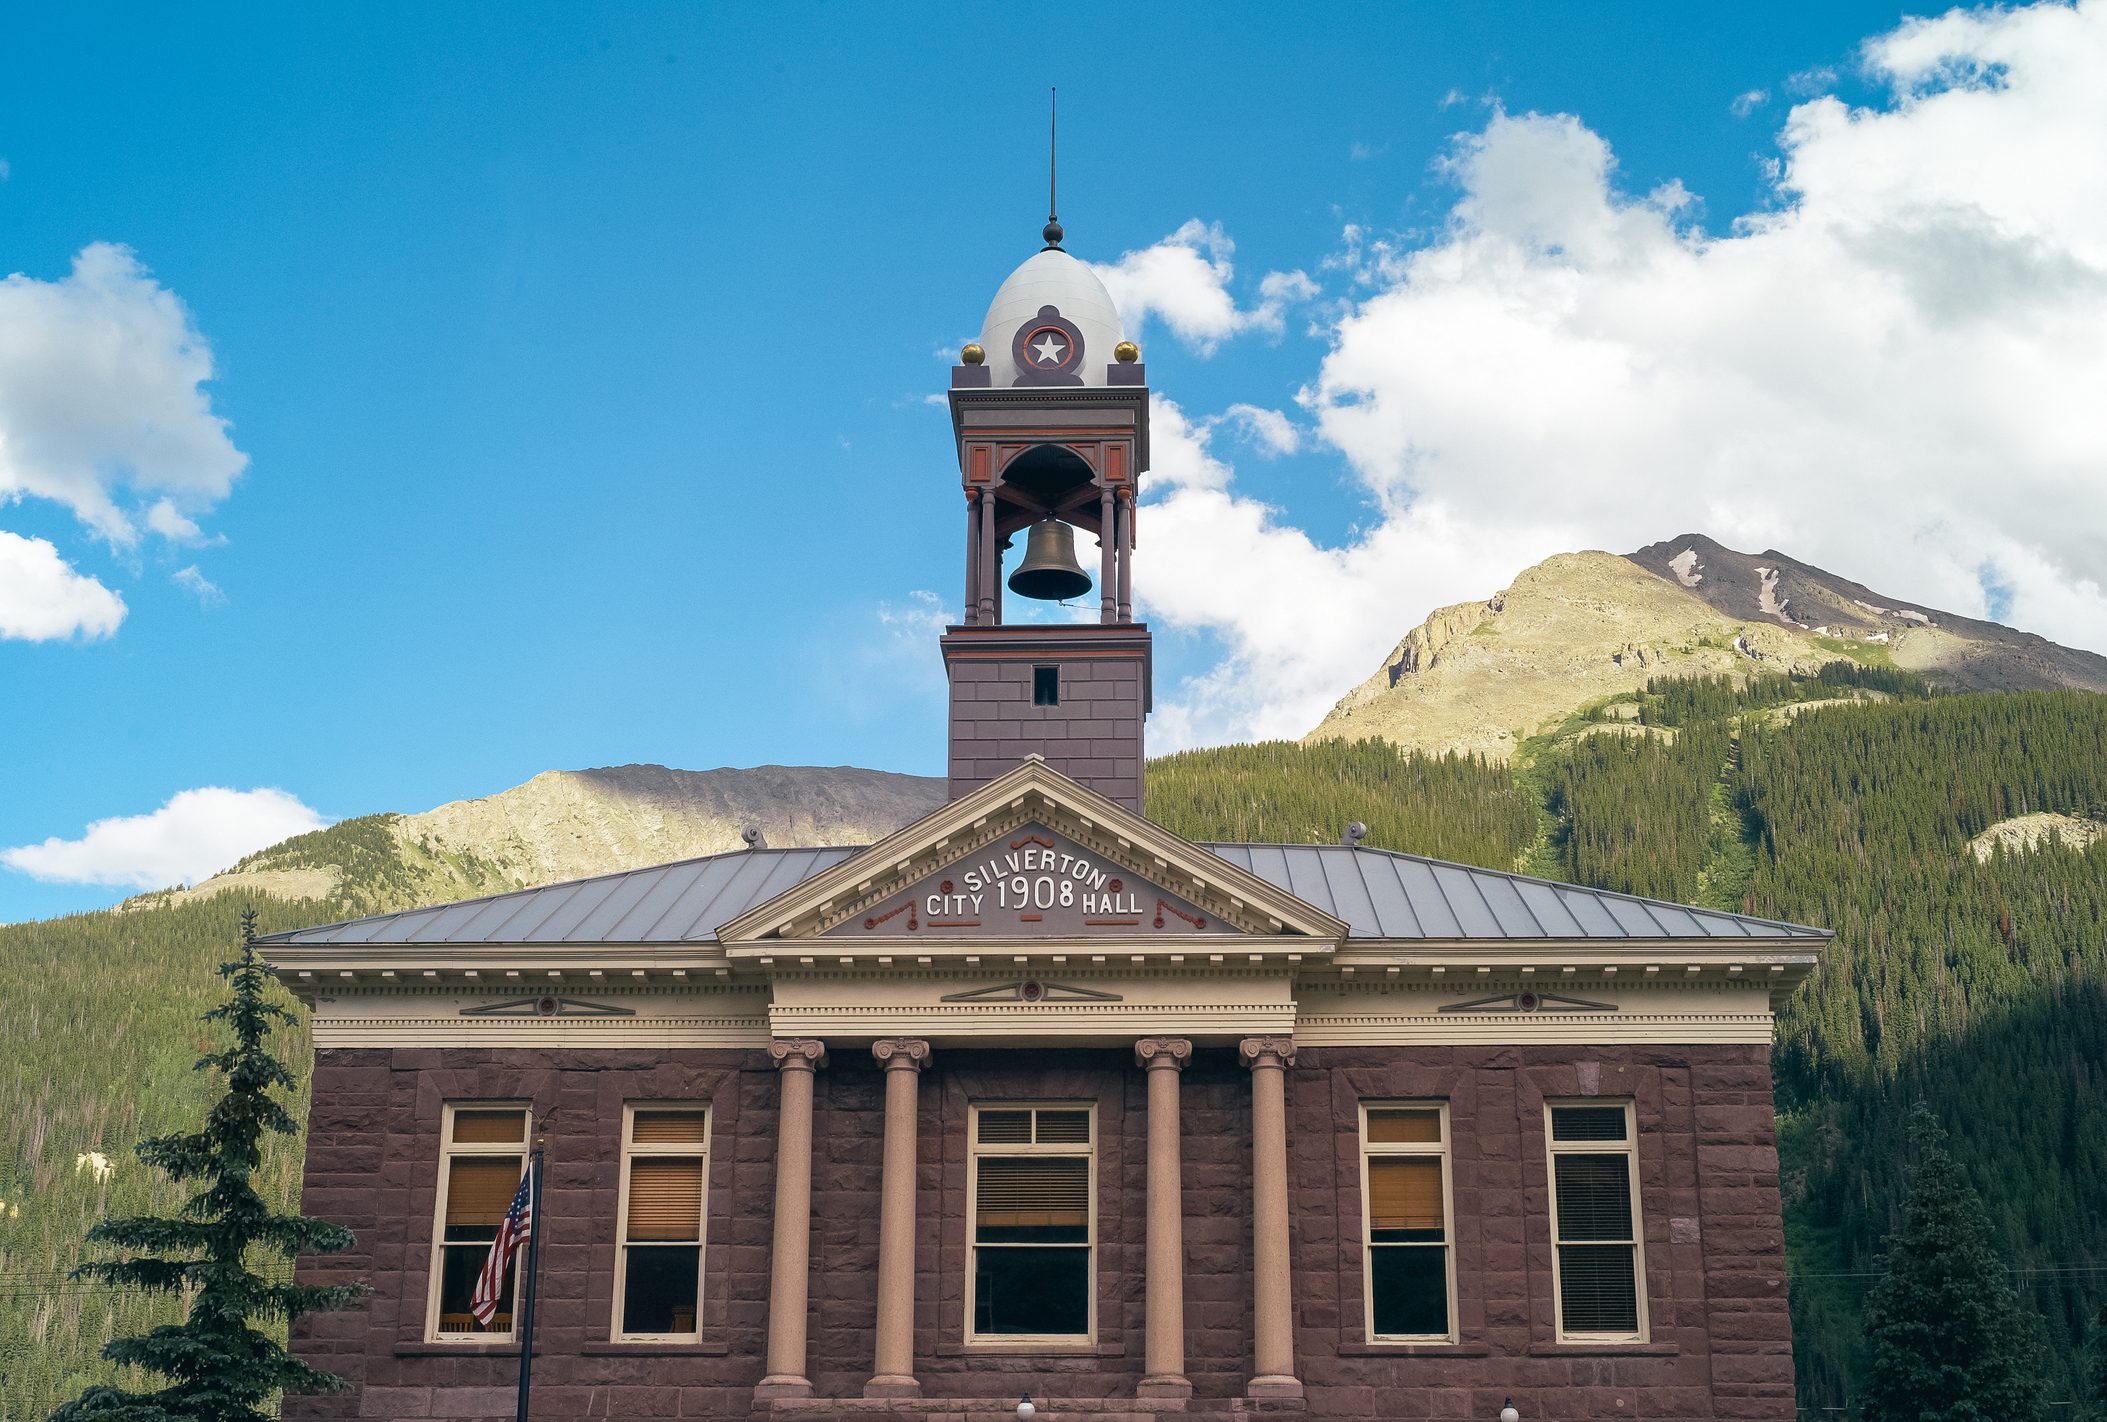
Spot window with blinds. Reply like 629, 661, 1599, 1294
968, 1104, 1093, 1342
430, 1104, 528, 1339
1361, 1104, 1454, 1340
1547, 1101, 1645, 1340
617, 1106, 709, 1340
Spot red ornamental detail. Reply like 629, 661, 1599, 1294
864, 901, 915, 931
1010, 833, 1055, 851
1108, 878, 1123, 893
940, 880, 954, 894
1155, 899, 1208, 930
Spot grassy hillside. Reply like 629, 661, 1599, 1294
6, 692, 2107, 1414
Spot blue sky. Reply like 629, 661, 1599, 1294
6, 1, 2106, 921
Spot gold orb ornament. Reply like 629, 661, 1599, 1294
961, 343, 986, 365
1114, 340, 1140, 363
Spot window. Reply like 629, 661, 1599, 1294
968, 1104, 1093, 1342
429, 1105, 529, 1338
1360, 1104, 1455, 1340
1032, 665, 1060, 706
1547, 1101, 1646, 1341
615, 1106, 709, 1340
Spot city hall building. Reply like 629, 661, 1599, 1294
270, 217, 1821, 1421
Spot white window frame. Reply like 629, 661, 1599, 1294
611, 1102, 711, 1343
426, 1102, 531, 1343
964, 1101, 1097, 1348
1544, 1098, 1649, 1343
1358, 1101, 1458, 1343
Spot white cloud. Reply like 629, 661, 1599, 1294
1218, 403, 1302, 456
1137, 1, 2107, 744
1731, 88, 1770, 117
1091, 221, 1317, 353
1, 787, 328, 889
0, 530, 125, 641
0, 243, 247, 546
172, 565, 225, 608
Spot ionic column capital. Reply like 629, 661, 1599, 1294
1135, 1036, 1193, 1072
1239, 1036, 1296, 1071
872, 1038, 932, 1071
769, 1038, 828, 1072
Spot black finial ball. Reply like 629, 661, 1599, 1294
1043, 218, 1064, 247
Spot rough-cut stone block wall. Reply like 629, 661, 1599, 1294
1289, 1044, 1796, 1422
946, 654, 1145, 811
286, 1042, 1793, 1421
285, 1047, 774, 1421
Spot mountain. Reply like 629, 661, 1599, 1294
1629, 533, 2107, 693
1308, 538, 2107, 759
139, 763, 948, 916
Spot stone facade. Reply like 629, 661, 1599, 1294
942, 625, 1150, 813
285, 1041, 1792, 1421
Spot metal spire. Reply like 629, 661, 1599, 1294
1043, 87, 1063, 248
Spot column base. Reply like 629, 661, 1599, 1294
1246, 1375, 1305, 1401
1137, 1375, 1193, 1400
753, 1376, 814, 1402
862, 1376, 922, 1399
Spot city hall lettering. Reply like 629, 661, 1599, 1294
272, 206, 1818, 1421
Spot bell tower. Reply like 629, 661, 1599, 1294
940, 214, 1151, 812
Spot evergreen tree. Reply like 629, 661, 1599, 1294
1859, 1104, 2045, 1422
51, 912, 362, 1422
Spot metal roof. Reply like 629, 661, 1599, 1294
1201, 844, 1825, 941
257, 847, 861, 947
258, 842, 1824, 948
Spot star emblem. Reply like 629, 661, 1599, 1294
1031, 333, 1067, 364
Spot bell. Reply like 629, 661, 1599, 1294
1007, 517, 1093, 602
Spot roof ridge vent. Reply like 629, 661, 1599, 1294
1341, 821, 1368, 848
741, 824, 768, 850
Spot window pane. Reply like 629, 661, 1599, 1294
974, 1246, 1089, 1336
621, 1244, 701, 1335
1551, 1105, 1628, 1143
976, 1156, 1087, 1241
632, 1110, 708, 1146
1554, 1154, 1633, 1242
977, 1110, 1032, 1144
1367, 1158, 1445, 1241
627, 1158, 705, 1241
1035, 1109, 1091, 1144
1370, 1245, 1449, 1336
452, 1109, 526, 1144
444, 1157, 525, 1238
1559, 1244, 1639, 1333
436, 1243, 512, 1333
1367, 1109, 1441, 1145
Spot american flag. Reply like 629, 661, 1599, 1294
469, 1167, 533, 1327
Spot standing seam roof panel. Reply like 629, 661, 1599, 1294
1511, 879, 1587, 938
1428, 863, 1504, 938
1314, 849, 1383, 939
1550, 886, 1622, 937
1393, 859, 1460, 937
528, 874, 634, 942
1468, 870, 1546, 937
1599, 896, 1671, 937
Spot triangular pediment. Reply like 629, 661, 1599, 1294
716, 758, 1345, 949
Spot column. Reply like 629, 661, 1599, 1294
1099, 483, 1117, 624
965, 491, 981, 626
866, 1038, 932, 1398
1116, 487, 1134, 621
1240, 1036, 1302, 1400
1136, 1037, 1193, 1400
978, 491, 997, 622
756, 1039, 827, 1401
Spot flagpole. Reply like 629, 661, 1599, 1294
514, 1140, 545, 1422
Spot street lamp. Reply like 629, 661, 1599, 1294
1500, 1401, 1519, 1422
1016, 1397, 1036, 1420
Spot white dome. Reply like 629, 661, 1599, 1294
977, 248, 1128, 388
